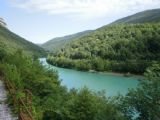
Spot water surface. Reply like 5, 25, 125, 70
40, 58, 140, 96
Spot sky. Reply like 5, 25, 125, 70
0, 0, 160, 44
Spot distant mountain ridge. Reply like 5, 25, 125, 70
112, 9, 160, 24
41, 30, 92, 52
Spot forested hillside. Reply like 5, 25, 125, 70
42, 30, 92, 52
112, 9, 160, 24
47, 23, 160, 74
0, 44, 159, 120
0, 25, 45, 56
0, 10, 159, 120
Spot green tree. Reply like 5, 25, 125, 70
121, 63, 160, 120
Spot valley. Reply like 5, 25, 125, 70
0, 7, 160, 120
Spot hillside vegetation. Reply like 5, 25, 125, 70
0, 44, 160, 120
0, 25, 45, 56
41, 30, 92, 52
112, 9, 160, 24
47, 23, 160, 74
0, 12, 159, 120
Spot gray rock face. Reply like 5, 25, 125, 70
0, 18, 7, 27
0, 80, 17, 120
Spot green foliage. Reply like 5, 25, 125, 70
47, 23, 160, 74
43, 87, 125, 120
0, 50, 65, 119
0, 46, 159, 120
0, 42, 6, 60
120, 63, 160, 120
68, 88, 100, 120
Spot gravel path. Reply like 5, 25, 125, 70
0, 80, 17, 120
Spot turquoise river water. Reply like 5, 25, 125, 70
40, 58, 140, 96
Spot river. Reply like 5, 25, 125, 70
40, 58, 140, 96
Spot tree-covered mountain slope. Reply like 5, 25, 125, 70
0, 25, 45, 56
112, 9, 160, 24
43, 9, 160, 53
47, 23, 160, 74
41, 30, 92, 52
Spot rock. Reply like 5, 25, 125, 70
0, 18, 7, 28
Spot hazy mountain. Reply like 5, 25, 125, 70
41, 30, 92, 52
112, 9, 160, 24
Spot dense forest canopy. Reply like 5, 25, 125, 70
47, 23, 160, 74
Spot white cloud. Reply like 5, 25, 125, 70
9, 0, 160, 19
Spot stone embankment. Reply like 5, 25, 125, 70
0, 80, 17, 120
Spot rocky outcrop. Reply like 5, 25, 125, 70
0, 18, 7, 28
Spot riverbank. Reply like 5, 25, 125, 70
98, 71, 143, 80
45, 58, 144, 80
89, 70, 144, 79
